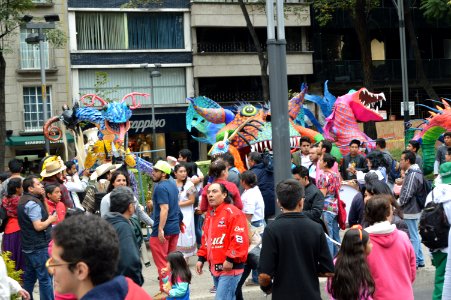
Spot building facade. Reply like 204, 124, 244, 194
4, 0, 72, 171
191, 0, 313, 104
67, 0, 197, 160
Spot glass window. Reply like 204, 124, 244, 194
20, 28, 50, 69
76, 12, 184, 50
78, 68, 186, 106
127, 13, 183, 49
23, 87, 52, 132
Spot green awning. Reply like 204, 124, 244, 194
5, 134, 74, 146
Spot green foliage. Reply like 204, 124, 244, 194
93, 72, 119, 102
420, 0, 451, 21
0, 0, 34, 49
45, 28, 67, 48
2, 251, 23, 300
312, 0, 379, 26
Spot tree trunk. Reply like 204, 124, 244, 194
353, 0, 377, 139
0, 52, 6, 169
237, 0, 270, 101
404, 1, 439, 100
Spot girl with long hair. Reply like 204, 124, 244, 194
327, 225, 375, 300
161, 251, 192, 300
174, 164, 197, 259
1, 178, 25, 272
100, 170, 153, 225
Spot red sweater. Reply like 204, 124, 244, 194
46, 199, 66, 225
200, 179, 243, 212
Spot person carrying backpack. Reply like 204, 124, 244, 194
424, 162, 451, 300
398, 150, 425, 269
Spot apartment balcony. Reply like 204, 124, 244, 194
191, 1, 310, 27
313, 59, 451, 83
194, 50, 313, 78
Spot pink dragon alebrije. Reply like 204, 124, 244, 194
323, 88, 386, 155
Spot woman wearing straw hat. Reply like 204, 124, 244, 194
82, 163, 115, 213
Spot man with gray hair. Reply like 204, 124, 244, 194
103, 186, 143, 286
258, 179, 333, 299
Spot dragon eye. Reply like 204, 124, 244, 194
241, 105, 257, 116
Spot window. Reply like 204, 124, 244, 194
78, 68, 186, 106
20, 28, 50, 69
76, 12, 184, 50
23, 87, 52, 132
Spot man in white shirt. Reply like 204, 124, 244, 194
64, 161, 89, 210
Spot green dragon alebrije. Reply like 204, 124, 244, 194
412, 99, 451, 175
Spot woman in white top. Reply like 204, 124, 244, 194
236, 170, 265, 297
174, 164, 197, 259
240, 171, 265, 229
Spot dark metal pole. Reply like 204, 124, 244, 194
39, 28, 50, 155
394, 0, 410, 131
267, 0, 291, 216
150, 75, 157, 162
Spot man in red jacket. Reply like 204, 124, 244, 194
196, 182, 249, 299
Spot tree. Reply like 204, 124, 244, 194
420, 0, 451, 20
237, 0, 269, 101
404, 0, 438, 100
0, 0, 34, 169
313, 0, 379, 138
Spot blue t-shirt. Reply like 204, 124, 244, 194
151, 179, 181, 237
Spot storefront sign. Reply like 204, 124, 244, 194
129, 113, 185, 134
130, 119, 167, 133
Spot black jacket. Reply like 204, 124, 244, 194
104, 212, 143, 286
303, 183, 324, 223
259, 212, 334, 299
340, 153, 368, 180
250, 163, 275, 218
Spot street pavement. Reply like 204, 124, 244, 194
29, 240, 435, 299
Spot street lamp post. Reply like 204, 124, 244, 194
392, 0, 410, 134
142, 63, 161, 161
23, 14, 60, 155
266, 0, 290, 217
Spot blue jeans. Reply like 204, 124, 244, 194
213, 274, 242, 300
323, 212, 340, 258
405, 218, 425, 266
23, 248, 54, 300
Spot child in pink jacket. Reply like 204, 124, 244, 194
365, 194, 416, 300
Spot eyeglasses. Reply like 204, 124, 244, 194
45, 257, 75, 275
351, 224, 363, 241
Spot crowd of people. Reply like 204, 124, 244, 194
0, 132, 450, 299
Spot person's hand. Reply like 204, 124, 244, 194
196, 261, 204, 275
160, 267, 168, 277
158, 229, 166, 243
223, 260, 233, 271
82, 169, 90, 177
49, 213, 58, 223
18, 288, 30, 300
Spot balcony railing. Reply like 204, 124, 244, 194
192, 0, 306, 3
200, 90, 263, 103
197, 42, 311, 53
313, 59, 451, 82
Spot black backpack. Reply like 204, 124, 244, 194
411, 169, 432, 209
419, 191, 450, 250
